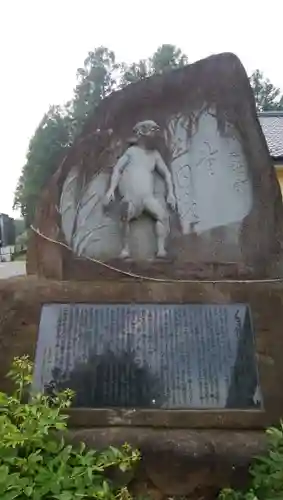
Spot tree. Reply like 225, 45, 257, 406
72, 46, 119, 132
120, 44, 188, 86
13, 105, 72, 224
14, 48, 120, 224
150, 44, 188, 74
120, 59, 150, 86
250, 69, 283, 111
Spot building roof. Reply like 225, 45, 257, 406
258, 111, 283, 159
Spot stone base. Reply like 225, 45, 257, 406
0, 275, 283, 423
0, 276, 281, 498
67, 427, 266, 498
63, 256, 254, 281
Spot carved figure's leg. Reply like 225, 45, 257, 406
120, 201, 136, 259
144, 198, 169, 258
120, 225, 130, 258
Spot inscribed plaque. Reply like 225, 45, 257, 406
33, 303, 262, 409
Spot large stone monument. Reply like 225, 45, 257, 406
1, 52, 283, 499
27, 52, 283, 280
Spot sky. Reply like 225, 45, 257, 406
1, 0, 283, 218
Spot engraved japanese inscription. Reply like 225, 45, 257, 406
33, 304, 262, 409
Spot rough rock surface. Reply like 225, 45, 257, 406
67, 428, 266, 498
27, 52, 283, 281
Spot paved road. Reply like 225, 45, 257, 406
0, 261, 26, 279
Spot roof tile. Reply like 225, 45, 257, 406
259, 112, 283, 158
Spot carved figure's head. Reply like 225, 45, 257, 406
130, 120, 160, 149
133, 120, 160, 138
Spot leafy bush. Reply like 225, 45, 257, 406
219, 422, 283, 500
0, 356, 140, 499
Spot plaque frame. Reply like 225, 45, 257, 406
35, 303, 262, 414
28, 279, 282, 430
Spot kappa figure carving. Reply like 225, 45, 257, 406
104, 120, 176, 258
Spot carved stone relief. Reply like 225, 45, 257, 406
60, 110, 253, 263
60, 168, 120, 259
103, 120, 176, 258
165, 109, 253, 236
60, 121, 176, 260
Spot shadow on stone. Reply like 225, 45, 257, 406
46, 348, 165, 408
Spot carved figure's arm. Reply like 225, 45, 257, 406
108, 152, 130, 194
104, 152, 131, 207
155, 152, 175, 208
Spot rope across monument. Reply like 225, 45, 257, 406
30, 225, 283, 285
